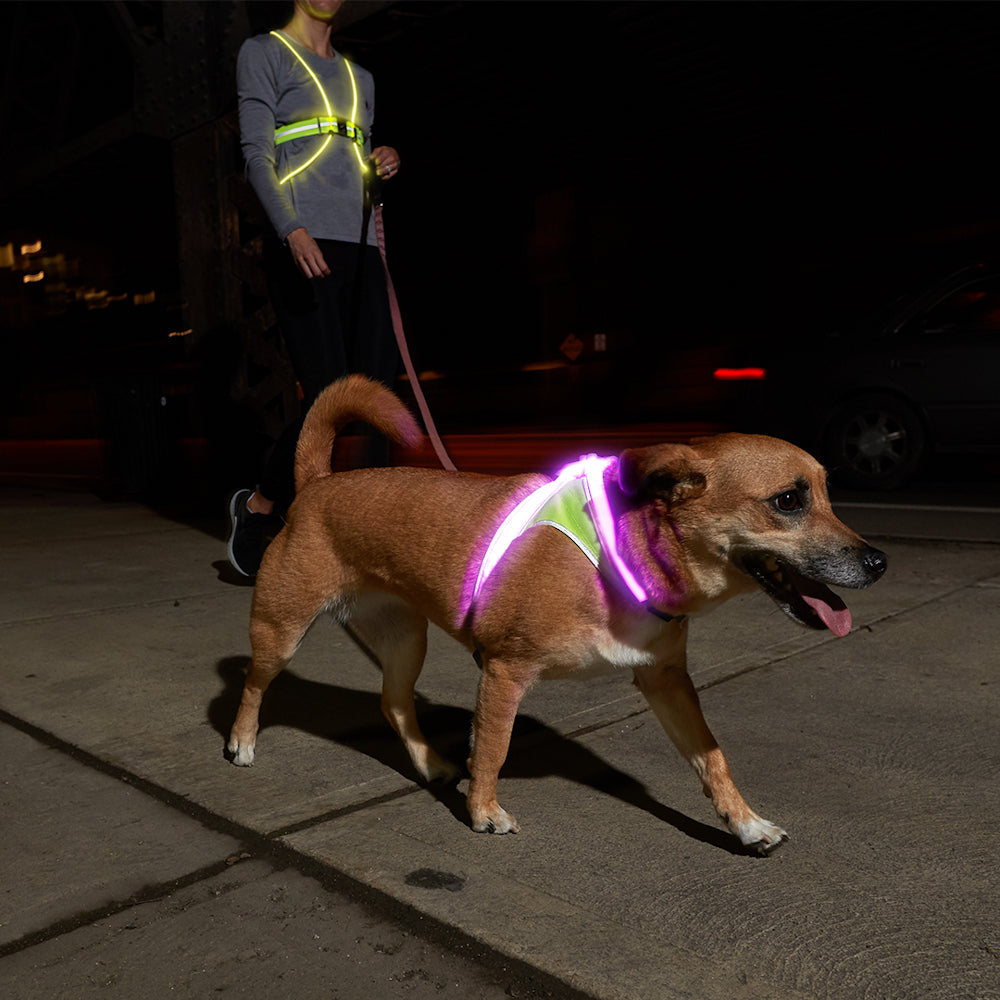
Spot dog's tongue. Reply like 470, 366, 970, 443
788, 568, 853, 637
802, 592, 852, 637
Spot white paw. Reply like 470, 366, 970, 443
420, 756, 462, 785
471, 805, 520, 835
735, 815, 789, 855
228, 737, 255, 767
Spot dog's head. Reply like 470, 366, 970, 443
616, 434, 887, 634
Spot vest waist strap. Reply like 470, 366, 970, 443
274, 116, 366, 148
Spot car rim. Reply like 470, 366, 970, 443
842, 409, 909, 477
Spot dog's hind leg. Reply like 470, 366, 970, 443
633, 658, 789, 855
349, 594, 461, 785
228, 563, 328, 766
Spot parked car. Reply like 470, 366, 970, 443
748, 262, 1000, 489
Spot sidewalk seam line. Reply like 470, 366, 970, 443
265, 785, 423, 838
0, 858, 247, 959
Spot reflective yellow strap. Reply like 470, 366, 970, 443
269, 30, 368, 183
274, 116, 366, 148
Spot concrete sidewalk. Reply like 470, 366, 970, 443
1, 486, 998, 999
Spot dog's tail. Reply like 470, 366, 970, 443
294, 376, 423, 492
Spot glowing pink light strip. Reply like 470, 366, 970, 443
582, 457, 648, 602
471, 455, 648, 606
472, 463, 581, 602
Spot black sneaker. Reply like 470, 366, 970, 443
226, 489, 275, 579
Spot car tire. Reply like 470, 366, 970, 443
822, 392, 926, 490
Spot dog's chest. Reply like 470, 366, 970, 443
545, 614, 678, 679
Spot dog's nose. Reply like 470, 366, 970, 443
862, 546, 888, 580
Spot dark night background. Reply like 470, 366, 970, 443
1, 1, 999, 500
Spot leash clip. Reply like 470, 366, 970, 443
365, 164, 385, 208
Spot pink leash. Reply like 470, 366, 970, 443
373, 204, 457, 472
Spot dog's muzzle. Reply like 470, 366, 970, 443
735, 544, 887, 637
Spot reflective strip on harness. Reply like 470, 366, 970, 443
274, 116, 366, 149
524, 474, 602, 569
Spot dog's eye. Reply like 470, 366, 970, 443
774, 490, 802, 513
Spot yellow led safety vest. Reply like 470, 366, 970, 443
269, 30, 368, 183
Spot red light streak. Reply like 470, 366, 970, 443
714, 367, 767, 381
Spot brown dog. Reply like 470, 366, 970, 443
228, 376, 886, 854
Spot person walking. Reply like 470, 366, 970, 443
227, 0, 401, 579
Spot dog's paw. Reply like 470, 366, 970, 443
414, 750, 462, 786
470, 804, 520, 835
735, 815, 789, 855
227, 736, 256, 767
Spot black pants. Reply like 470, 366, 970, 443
257, 238, 399, 512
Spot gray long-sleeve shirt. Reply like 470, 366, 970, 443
237, 31, 376, 246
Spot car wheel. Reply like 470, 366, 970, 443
823, 393, 926, 490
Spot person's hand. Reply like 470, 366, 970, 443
370, 146, 400, 179
286, 227, 330, 279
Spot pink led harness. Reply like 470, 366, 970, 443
471, 455, 681, 621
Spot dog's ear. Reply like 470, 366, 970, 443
618, 444, 707, 505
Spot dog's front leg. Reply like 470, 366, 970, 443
466, 660, 533, 834
633, 661, 789, 854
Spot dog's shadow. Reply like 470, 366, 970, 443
209, 656, 749, 856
